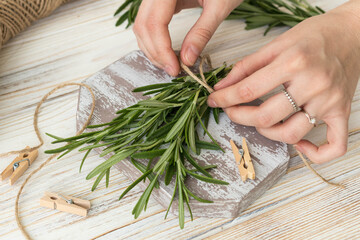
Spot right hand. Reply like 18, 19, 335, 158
133, 0, 242, 76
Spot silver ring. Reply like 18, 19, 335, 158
282, 89, 301, 112
302, 109, 317, 126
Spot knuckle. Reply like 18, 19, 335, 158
288, 49, 309, 71
281, 130, 301, 144
315, 71, 333, 90
334, 144, 347, 158
237, 84, 254, 102
331, 90, 343, 103
233, 60, 244, 71
145, 20, 158, 32
233, 60, 249, 77
255, 111, 273, 128
226, 108, 238, 123
194, 27, 212, 42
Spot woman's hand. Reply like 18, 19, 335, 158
133, 0, 241, 76
207, 2, 360, 163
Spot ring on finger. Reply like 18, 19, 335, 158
282, 89, 301, 112
302, 109, 317, 127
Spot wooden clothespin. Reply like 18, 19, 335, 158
0, 147, 38, 185
230, 138, 255, 182
40, 191, 91, 217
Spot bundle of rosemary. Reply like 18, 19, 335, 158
46, 64, 231, 228
114, 0, 324, 34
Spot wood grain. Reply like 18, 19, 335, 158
1, 0, 359, 239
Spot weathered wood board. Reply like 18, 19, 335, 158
76, 50, 290, 218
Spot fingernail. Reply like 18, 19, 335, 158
185, 45, 200, 65
207, 98, 217, 108
164, 65, 176, 76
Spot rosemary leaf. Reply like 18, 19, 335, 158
183, 148, 212, 178
184, 186, 213, 203
91, 169, 108, 191
195, 140, 222, 151
185, 169, 229, 185
132, 149, 166, 159
86, 149, 136, 180
119, 169, 152, 200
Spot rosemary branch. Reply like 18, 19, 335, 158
228, 0, 325, 35
46, 65, 231, 229
114, 0, 325, 34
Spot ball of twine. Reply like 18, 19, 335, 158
0, 0, 70, 48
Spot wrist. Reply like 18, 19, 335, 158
329, 0, 360, 42
325, 1, 360, 86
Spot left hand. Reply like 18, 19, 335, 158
207, 2, 360, 163
133, 0, 241, 76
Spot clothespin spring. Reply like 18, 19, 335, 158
13, 158, 30, 171
58, 193, 74, 204
237, 149, 245, 168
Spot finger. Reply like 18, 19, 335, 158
180, 0, 236, 66
149, 25, 180, 76
207, 61, 286, 108
256, 110, 314, 144
137, 38, 163, 69
134, 0, 179, 75
214, 49, 279, 91
295, 116, 348, 163
223, 91, 295, 128
175, 0, 200, 13
214, 34, 288, 91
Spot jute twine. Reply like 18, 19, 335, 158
0, 0, 71, 48
1, 57, 350, 239
6, 83, 95, 240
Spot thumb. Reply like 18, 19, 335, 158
180, 1, 234, 66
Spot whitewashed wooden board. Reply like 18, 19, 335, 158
76, 50, 290, 218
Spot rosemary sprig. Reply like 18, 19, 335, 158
114, 0, 142, 27
46, 65, 231, 229
227, 0, 325, 35
114, 0, 324, 34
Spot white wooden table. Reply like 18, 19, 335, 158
1, 0, 359, 239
